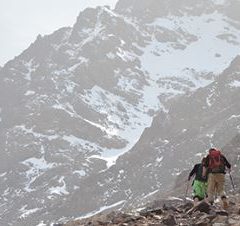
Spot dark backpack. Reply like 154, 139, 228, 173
196, 164, 207, 181
208, 149, 224, 172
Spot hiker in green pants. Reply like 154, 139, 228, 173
188, 157, 208, 205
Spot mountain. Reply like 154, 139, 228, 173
107, 55, 240, 206
63, 122, 240, 226
0, 0, 240, 225
61, 55, 240, 217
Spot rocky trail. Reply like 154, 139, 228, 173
60, 193, 240, 226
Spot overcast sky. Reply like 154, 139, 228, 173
0, 0, 118, 66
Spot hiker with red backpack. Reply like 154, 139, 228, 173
203, 148, 231, 209
188, 157, 208, 205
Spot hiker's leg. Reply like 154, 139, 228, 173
193, 180, 199, 199
221, 196, 229, 209
207, 174, 215, 204
192, 180, 202, 206
192, 180, 198, 198
216, 174, 228, 209
203, 182, 208, 200
193, 196, 200, 206
192, 180, 206, 207
216, 173, 225, 197
199, 181, 206, 200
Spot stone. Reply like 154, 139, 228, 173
148, 224, 165, 226
140, 208, 163, 216
187, 201, 211, 214
211, 215, 228, 224
215, 210, 229, 216
212, 224, 226, 226
162, 214, 177, 225
195, 222, 210, 226
179, 202, 194, 212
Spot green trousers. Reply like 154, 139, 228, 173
192, 179, 208, 200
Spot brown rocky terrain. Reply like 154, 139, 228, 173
61, 193, 240, 226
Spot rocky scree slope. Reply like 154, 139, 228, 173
0, 0, 240, 225
62, 194, 240, 226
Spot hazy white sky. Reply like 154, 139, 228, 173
0, 0, 118, 66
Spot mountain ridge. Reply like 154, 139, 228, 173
0, 1, 240, 225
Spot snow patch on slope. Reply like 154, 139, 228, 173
15, 125, 59, 141
19, 205, 40, 219
77, 200, 126, 220
23, 59, 39, 81
212, 0, 227, 5
48, 176, 69, 197
76, 12, 240, 168
22, 156, 55, 192
206, 85, 218, 107
141, 12, 240, 82
82, 85, 159, 167
229, 80, 240, 88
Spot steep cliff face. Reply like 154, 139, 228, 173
0, 0, 240, 225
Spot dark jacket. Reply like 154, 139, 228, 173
204, 154, 231, 174
189, 163, 207, 182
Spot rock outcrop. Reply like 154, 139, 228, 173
61, 194, 240, 226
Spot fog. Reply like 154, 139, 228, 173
0, 0, 118, 66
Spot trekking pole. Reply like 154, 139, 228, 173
184, 180, 190, 202
229, 172, 235, 191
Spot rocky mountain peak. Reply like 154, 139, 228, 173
70, 6, 119, 44
0, 0, 240, 225
115, 0, 225, 20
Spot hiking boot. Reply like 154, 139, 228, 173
193, 197, 200, 206
221, 197, 228, 210
206, 198, 214, 206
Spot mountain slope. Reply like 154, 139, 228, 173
0, 0, 240, 225
106, 55, 240, 208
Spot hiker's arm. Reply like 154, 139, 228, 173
188, 165, 197, 180
223, 156, 231, 169
203, 155, 209, 168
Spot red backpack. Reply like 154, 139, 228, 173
208, 149, 224, 171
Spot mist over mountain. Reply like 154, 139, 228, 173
0, 0, 239, 225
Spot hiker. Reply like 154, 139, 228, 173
188, 157, 208, 205
203, 148, 231, 209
